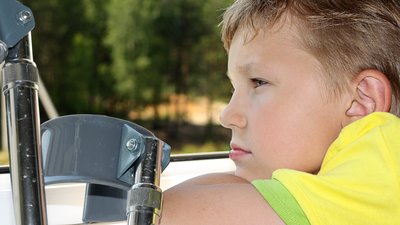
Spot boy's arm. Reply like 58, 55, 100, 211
160, 173, 285, 225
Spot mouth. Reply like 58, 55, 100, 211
229, 144, 251, 160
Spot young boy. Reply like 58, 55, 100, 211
160, 0, 400, 224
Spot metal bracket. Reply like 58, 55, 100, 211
40, 114, 171, 223
117, 125, 146, 184
0, 0, 35, 63
118, 125, 170, 184
0, 0, 35, 47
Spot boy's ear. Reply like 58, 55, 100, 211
346, 69, 392, 119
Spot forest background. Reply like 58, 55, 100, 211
0, 0, 234, 163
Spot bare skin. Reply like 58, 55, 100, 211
161, 173, 285, 225
160, 17, 352, 225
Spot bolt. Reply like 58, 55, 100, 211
17, 10, 33, 25
126, 138, 139, 152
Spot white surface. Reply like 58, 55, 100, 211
0, 174, 15, 225
161, 157, 235, 190
0, 157, 235, 225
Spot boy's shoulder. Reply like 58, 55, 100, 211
161, 173, 285, 225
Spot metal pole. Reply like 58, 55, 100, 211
2, 33, 47, 225
127, 138, 163, 225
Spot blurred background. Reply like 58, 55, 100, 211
0, 0, 234, 165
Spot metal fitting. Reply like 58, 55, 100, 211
126, 138, 139, 152
17, 10, 33, 25
127, 183, 162, 225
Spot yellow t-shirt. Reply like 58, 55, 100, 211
254, 112, 400, 225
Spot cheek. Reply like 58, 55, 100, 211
248, 108, 293, 152
249, 105, 330, 156
248, 87, 335, 138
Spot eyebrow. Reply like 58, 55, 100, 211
234, 62, 255, 78
225, 63, 252, 86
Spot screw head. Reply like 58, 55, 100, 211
126, 139, 139, 152
18, 10, 33, 24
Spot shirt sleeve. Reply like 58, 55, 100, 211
252, 179, 311, 225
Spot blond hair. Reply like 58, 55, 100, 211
221, 0, 400, 116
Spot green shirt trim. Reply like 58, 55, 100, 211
252, 179, 311, 225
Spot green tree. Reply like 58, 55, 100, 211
105, 0, 170, 119
25, 0, 113, 115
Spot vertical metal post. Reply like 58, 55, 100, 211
2, 33, 47, 225
127, 138, 163, 225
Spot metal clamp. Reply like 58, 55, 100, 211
40, 114, 171, 223
0, 0, 35, 49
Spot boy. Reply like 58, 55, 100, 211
160, 0, 400, 224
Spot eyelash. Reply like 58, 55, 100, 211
251, 78, 268, 88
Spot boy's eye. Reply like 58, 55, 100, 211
251, 78, 268, 88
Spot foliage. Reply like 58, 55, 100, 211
26, 0, 114, 115
19, 0, 233, 152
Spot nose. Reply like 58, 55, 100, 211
219, 93, 247, 129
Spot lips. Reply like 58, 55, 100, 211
229, 144, 251, 160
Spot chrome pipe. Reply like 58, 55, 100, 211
127, 138, 163, 225
2, 33, 47, 225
